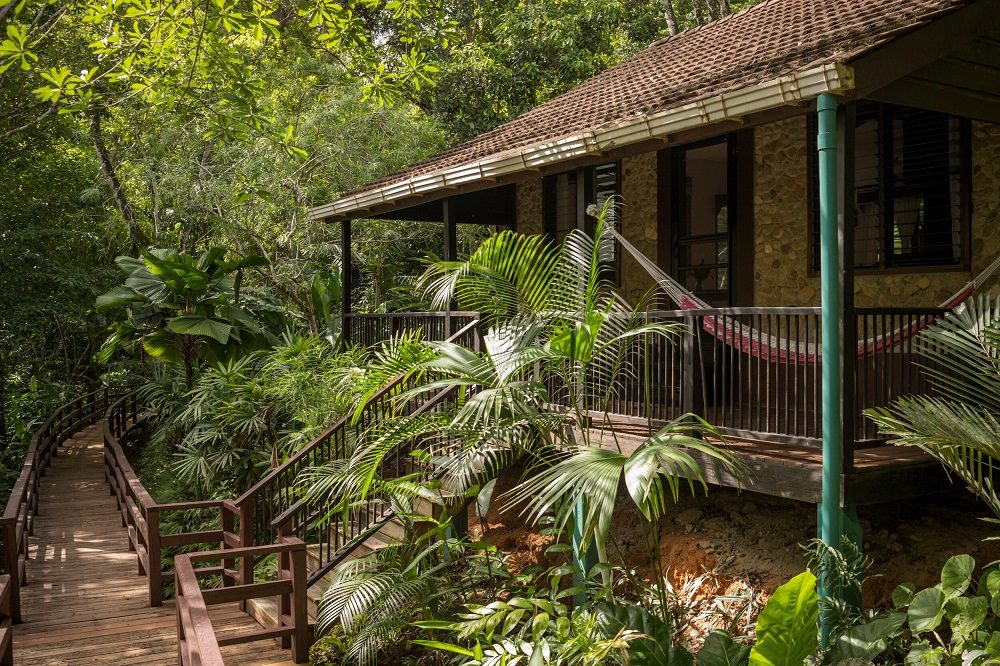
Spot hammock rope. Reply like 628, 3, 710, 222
611, 228, 1000, 366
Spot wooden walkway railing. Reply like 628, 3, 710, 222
176, 539, 309, 666
104, 393, 311, 663
1, 388, 115, 624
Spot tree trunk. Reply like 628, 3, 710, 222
90, 111, 150, 250
662, 0, 678, 34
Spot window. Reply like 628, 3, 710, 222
543, 162, 621, 281
809, 102, 969, 271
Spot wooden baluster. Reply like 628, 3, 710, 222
147, 506, 163, 606
2, 524, 19, 625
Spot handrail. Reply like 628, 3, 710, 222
175, 537, 309, 666
229, 315, 481, 587
103, 394, 243, 607
271, 380, 466, 586
1, 387, 113, 623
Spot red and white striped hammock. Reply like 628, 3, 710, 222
612, 229, 1000, 366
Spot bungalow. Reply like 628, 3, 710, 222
309, 0, 1000, 541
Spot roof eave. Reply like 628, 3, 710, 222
308, 61, 855, 222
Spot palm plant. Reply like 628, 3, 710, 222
866, 293, 1000, 520
303, 203, 742, 587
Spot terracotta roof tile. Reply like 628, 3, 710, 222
337, 0, 971, 200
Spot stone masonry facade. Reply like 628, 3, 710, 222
514, 116, 1000, 307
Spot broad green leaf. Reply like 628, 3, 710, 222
947, 595, 988, 641
166, 315, 232, 343
904, 640, 943, 665
941, 554, 975, 599
749, 570, 818, 666
95, 286, 141, 311
699, 630, 750, 666
907, 587, 945, 634
141, 330, 182, 364
595, 602, 692, 666
892, 582, 917, 609
825, 613, 905, 662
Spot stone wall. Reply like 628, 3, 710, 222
752, 117, 1000, 307
619, 152, 659, 305
515, 179, 544, 236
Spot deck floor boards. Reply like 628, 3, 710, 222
11, 424, 296, 665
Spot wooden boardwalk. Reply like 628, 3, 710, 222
11, 424, 295, 665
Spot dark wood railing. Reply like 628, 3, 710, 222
1, 388, 115, 624
346, 311, 478, 350
175, 538, 309, 666
548, 305, 951, 469
272, 380, 468, 586
104, 393, 242, 608
0, 575, 13, 666
231, 317, 480, 587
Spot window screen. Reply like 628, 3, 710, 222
810, 102, 967, 270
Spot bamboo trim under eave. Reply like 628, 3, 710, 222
308, 62, 855, 222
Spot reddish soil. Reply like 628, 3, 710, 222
469, 469, 999, 637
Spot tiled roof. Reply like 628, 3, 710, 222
323, 0, 971, 212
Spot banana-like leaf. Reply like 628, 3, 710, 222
749, 570, 818, 666
95, 286, 142, 311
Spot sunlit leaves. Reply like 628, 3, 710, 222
2, 0, 457, 147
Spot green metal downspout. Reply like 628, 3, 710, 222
817, 93, 843, 646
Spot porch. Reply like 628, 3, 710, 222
342, 307, 954, 506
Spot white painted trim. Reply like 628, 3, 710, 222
308, 62, 855, 221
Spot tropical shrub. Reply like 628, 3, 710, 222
95, 248, 276, 387
866, 294, 1000, 521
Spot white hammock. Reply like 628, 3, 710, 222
612, 228, 1000, 365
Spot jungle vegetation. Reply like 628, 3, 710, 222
3, 0, 999, 663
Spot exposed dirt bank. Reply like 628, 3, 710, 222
469, 470, 999, 623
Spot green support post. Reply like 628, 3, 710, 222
817, 92, 844, 647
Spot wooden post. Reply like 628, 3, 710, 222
2, 523, 19, 624
238, 497, 254, 613
289, 542, 308, 662
341, 219, 353, 346
681, 314, 698, 416
443, 198, 457, 262
147, 506, 163, 606
0, 574, 13, 665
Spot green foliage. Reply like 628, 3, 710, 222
1, 0, 458, 143
866, 294, 1000, 519
748, 570, 819, 666
700, 631, 752, 666
142, 335, 364, 495
96, 247, 278, 385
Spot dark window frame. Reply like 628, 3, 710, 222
542, 161, 623, 285
806, 102, 972, 276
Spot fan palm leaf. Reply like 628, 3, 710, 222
866, 293, 1000, 519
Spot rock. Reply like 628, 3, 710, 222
741, 501, 759, 515
675, 508, 704, 527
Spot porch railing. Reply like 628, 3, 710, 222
345, 311, 478, 349
545, 305, 949, 469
